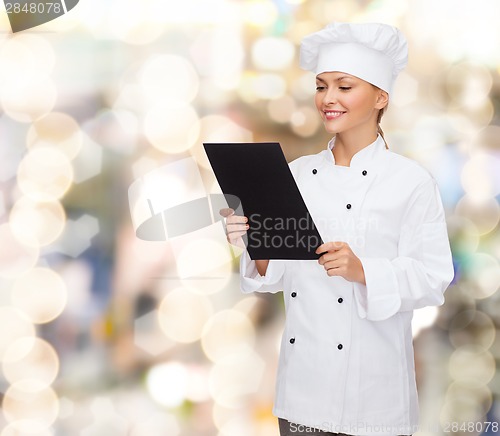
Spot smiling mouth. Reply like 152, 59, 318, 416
324, 111, 346, 120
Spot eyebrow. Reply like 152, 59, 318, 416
315, 76, 353, 82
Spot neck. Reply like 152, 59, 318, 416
332, 127, 378, 167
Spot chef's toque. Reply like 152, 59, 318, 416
299, 22, 408, 95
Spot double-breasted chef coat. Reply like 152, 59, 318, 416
239, 134, 454, 436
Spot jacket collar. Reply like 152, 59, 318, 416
325, 134, 387, 168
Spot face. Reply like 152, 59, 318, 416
314, 71, 388, 135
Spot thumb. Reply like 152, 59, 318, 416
219, 208, 235, 218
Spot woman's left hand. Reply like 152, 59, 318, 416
316, 241, 366, 285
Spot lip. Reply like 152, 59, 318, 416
323, 110, 346, 120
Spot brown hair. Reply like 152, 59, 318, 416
377, 107, 388, 149
372, 84, 389, 149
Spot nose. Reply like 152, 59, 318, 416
323, 88, 338, 105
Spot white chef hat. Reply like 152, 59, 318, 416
300, 22, 408, 95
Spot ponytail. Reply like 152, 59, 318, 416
377, 107, 388, 149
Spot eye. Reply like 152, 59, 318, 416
316, 85, 326, 91
339, 86, 352, 91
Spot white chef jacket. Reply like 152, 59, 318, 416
239, 134, 454, 436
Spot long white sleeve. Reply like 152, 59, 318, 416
353, 178, 454, 321
239, 250, 286, 294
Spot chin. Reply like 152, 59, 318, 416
323, 123, 342, 134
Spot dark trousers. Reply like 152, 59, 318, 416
278, 418, 347, 436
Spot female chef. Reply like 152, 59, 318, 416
221, 22, 454, 436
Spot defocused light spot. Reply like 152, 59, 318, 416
17, 148, 73, 201
71, 134, 103, 183
144, 103, 200, 154
139, 55, 199, 104
392, 72, 419, 107
243, 1, 279, 27
0, 307, 36, 362
455, 195, 500, 235
466, 253, 500, 299
134, 309, 176, 357
449, 345, 495, 386
446, 215, 480, 256
185, 365, 211, 403
449, 310, 495, 351
267, 96, 297, 124
0, 224, 39, 278
146, 362, 188, 407
27, 112, 83, 160
445, 62, 493, 110
460, 152, 500, 203
190, 28, 244, 91
2, 337, 59, 389
252, 74, 287, 100
108, 0, 164, 45
252, 37, 295, 71
158, 288, 213, 343
190, 115, 253, 170
440, 382, 492, 426
291, 72, 317, 101
209, 347, 265, 408
1, 421, 54, 436
9, 197, 66, 247
180, 262, 233, 296
174, 235, 232, 281
0, 35, 55, 93
2, 382, 59, 426
11, 267, 67, 324
212, 402, 254, 435
1, 78, 57, 123
290, 106, 320, 137
201, 310, 255, 362
130, 412, 180, 436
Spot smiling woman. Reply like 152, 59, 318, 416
225, 21, 454, 436
314, 72, 389, 164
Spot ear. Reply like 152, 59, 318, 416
375, 90, 389, 109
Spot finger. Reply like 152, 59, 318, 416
315, 242, 328, 254
315, 241, 342, 254
226, 215, 248, 225
227, 223, 249, 233
219, 208, 235, 218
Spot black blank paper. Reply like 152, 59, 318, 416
203, 142, 324, 260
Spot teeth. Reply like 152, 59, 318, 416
325, 111, 344, 116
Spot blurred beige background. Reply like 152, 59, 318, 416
0, 0, 499, 435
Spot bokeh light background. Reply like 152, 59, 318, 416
0, 0, 499, 435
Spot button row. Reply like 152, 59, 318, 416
311, 168, 368, 176
288, 338, 344, 350
291, 292, 342, 302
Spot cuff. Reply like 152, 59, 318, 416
353, 257, 401, 321
239, 250, 285, 294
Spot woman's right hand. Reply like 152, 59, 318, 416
219, 208, 270, 276
219, 208, 249, 249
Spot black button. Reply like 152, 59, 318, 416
290, 338, 295, 344
338, 297, 343, 303
291, 292, 297, 298
312, 169, 317, 174
362, 170, 367, 176
337, 344, 343, 350
346, 204, 351, 209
